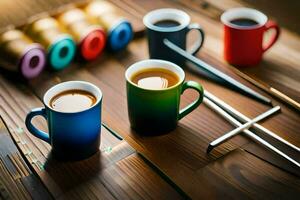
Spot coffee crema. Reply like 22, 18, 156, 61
230, 18, 258, 27
50, 89, 96, 112
154, 20, 181, 28
131, 68, 179, 90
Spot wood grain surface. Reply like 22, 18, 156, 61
0, 0, 299, 199
0, 122, 52, 199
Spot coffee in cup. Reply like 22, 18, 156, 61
229, 18, 259, 26
131, 68, 179, 90
126, 59, 204, 134
154, 19, 181, 28
50, 89, 97, 112
221, 8, 280, 66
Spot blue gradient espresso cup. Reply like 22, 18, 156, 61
25, 81, 102, 160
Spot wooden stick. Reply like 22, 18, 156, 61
204, 97, 300, 168
230, 67, 300, 112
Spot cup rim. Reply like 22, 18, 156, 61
143, 8, 190, 32
125, 59, 185, 91
43, 81, 102, 114
221, 7, 267, 30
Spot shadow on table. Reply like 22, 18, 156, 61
0, 68, 28, 83
43, 150, 102, 191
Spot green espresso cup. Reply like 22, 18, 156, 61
125, 59, 204, 134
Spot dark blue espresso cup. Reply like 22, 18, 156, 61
143, 8, 205, 66
25, 81, 102, 160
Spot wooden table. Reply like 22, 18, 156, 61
0, 0, 299, 199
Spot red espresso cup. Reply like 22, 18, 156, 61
221, 8, 280, 66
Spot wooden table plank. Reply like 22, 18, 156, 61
195, 148, 300, 199
44, 137, 182, 199
95, 153, 184, 200
0, 122, 51, 200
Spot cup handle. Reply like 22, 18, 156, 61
263, 20, 280, 52
186, 23, 205, 55
179, 81, 204, 120
25, 108, 50, 144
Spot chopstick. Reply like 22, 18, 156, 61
163, 39, 272, 105
205, 91, 300, 152
230, 66, 300, 111
207, 106, 281, 151
203, 97, 300, 168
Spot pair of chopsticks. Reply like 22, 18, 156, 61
204, 91, 300, 168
